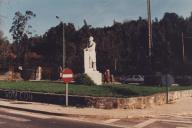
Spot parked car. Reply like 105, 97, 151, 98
121, 75, 144, 84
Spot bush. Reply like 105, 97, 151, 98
144, 75, 161, 85
74, 74, 95, 85
175, 75, 192, 85
21, 69, 33, 80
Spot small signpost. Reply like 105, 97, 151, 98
62, 68, 73, 106
165, 74, 169, 104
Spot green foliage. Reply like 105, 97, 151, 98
9, 10, 36, 43
0, 31, 10, 68
7, 11, 192, 76
20, 67, 34, 80
74, 74, 96, 85
9, 10, 36, 66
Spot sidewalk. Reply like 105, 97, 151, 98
0, 97, 192, 119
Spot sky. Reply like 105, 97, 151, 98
0, 0, 192, 41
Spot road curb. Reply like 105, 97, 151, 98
0, 104, 111, 119
0, 104, 156, 119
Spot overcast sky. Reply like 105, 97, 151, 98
1, 0, 192, 41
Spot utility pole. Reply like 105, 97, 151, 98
114, 58, 117, 72
147, 0, 152, 57
181, 32, 192, 64
182, 32, 185, 63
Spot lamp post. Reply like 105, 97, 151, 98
146, 0, 153, 75
56, 16, 66, 69
147, 0, 152, 58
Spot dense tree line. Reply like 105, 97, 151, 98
3, 11, 192, 78
0, 31, 11, 69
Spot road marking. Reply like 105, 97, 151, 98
0, 114, 30, 122
8, 110, 51, 119
54, 116, 127, 128
160, 119, 192, 124
176, 127, 192, 128
133, 119, 157, 128
103, 119, 120, 124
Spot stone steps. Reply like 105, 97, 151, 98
86, 71, 102, 85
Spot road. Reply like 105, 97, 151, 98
0, 108, 118, 128
108, 115, 192, 128
1, 107, 192, 128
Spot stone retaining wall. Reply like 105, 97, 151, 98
92, 90, 192, 109
0, 89, 192, 109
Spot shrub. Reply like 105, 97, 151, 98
175, 75, 192, 86
74, 74, 95, 85
21, 69, 33, 80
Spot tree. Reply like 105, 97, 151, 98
9, 10, 36, 65
9, 11, 192, 77
9, 10, 36, 43
0, 31, 11, 68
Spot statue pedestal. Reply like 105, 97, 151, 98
86, 71, 102, 85
84, 50, 102, 85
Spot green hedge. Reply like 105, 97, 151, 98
74, 74, 95, 85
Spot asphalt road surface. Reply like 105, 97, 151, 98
0, 108, 119, 128
1, 107, 192, 128
108, 115, 192, 128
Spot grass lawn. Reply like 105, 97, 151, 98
0, 81, 192, 98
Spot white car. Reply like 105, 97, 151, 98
122, 75, 144, 84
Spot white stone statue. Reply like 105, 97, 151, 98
83, 36, 102, 85
85, 36, 96, 71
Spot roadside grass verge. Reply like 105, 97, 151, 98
0, 81, 192, 98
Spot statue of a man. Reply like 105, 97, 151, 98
86, 36, 96, 71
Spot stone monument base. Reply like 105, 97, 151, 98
85, 71, 102, 85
